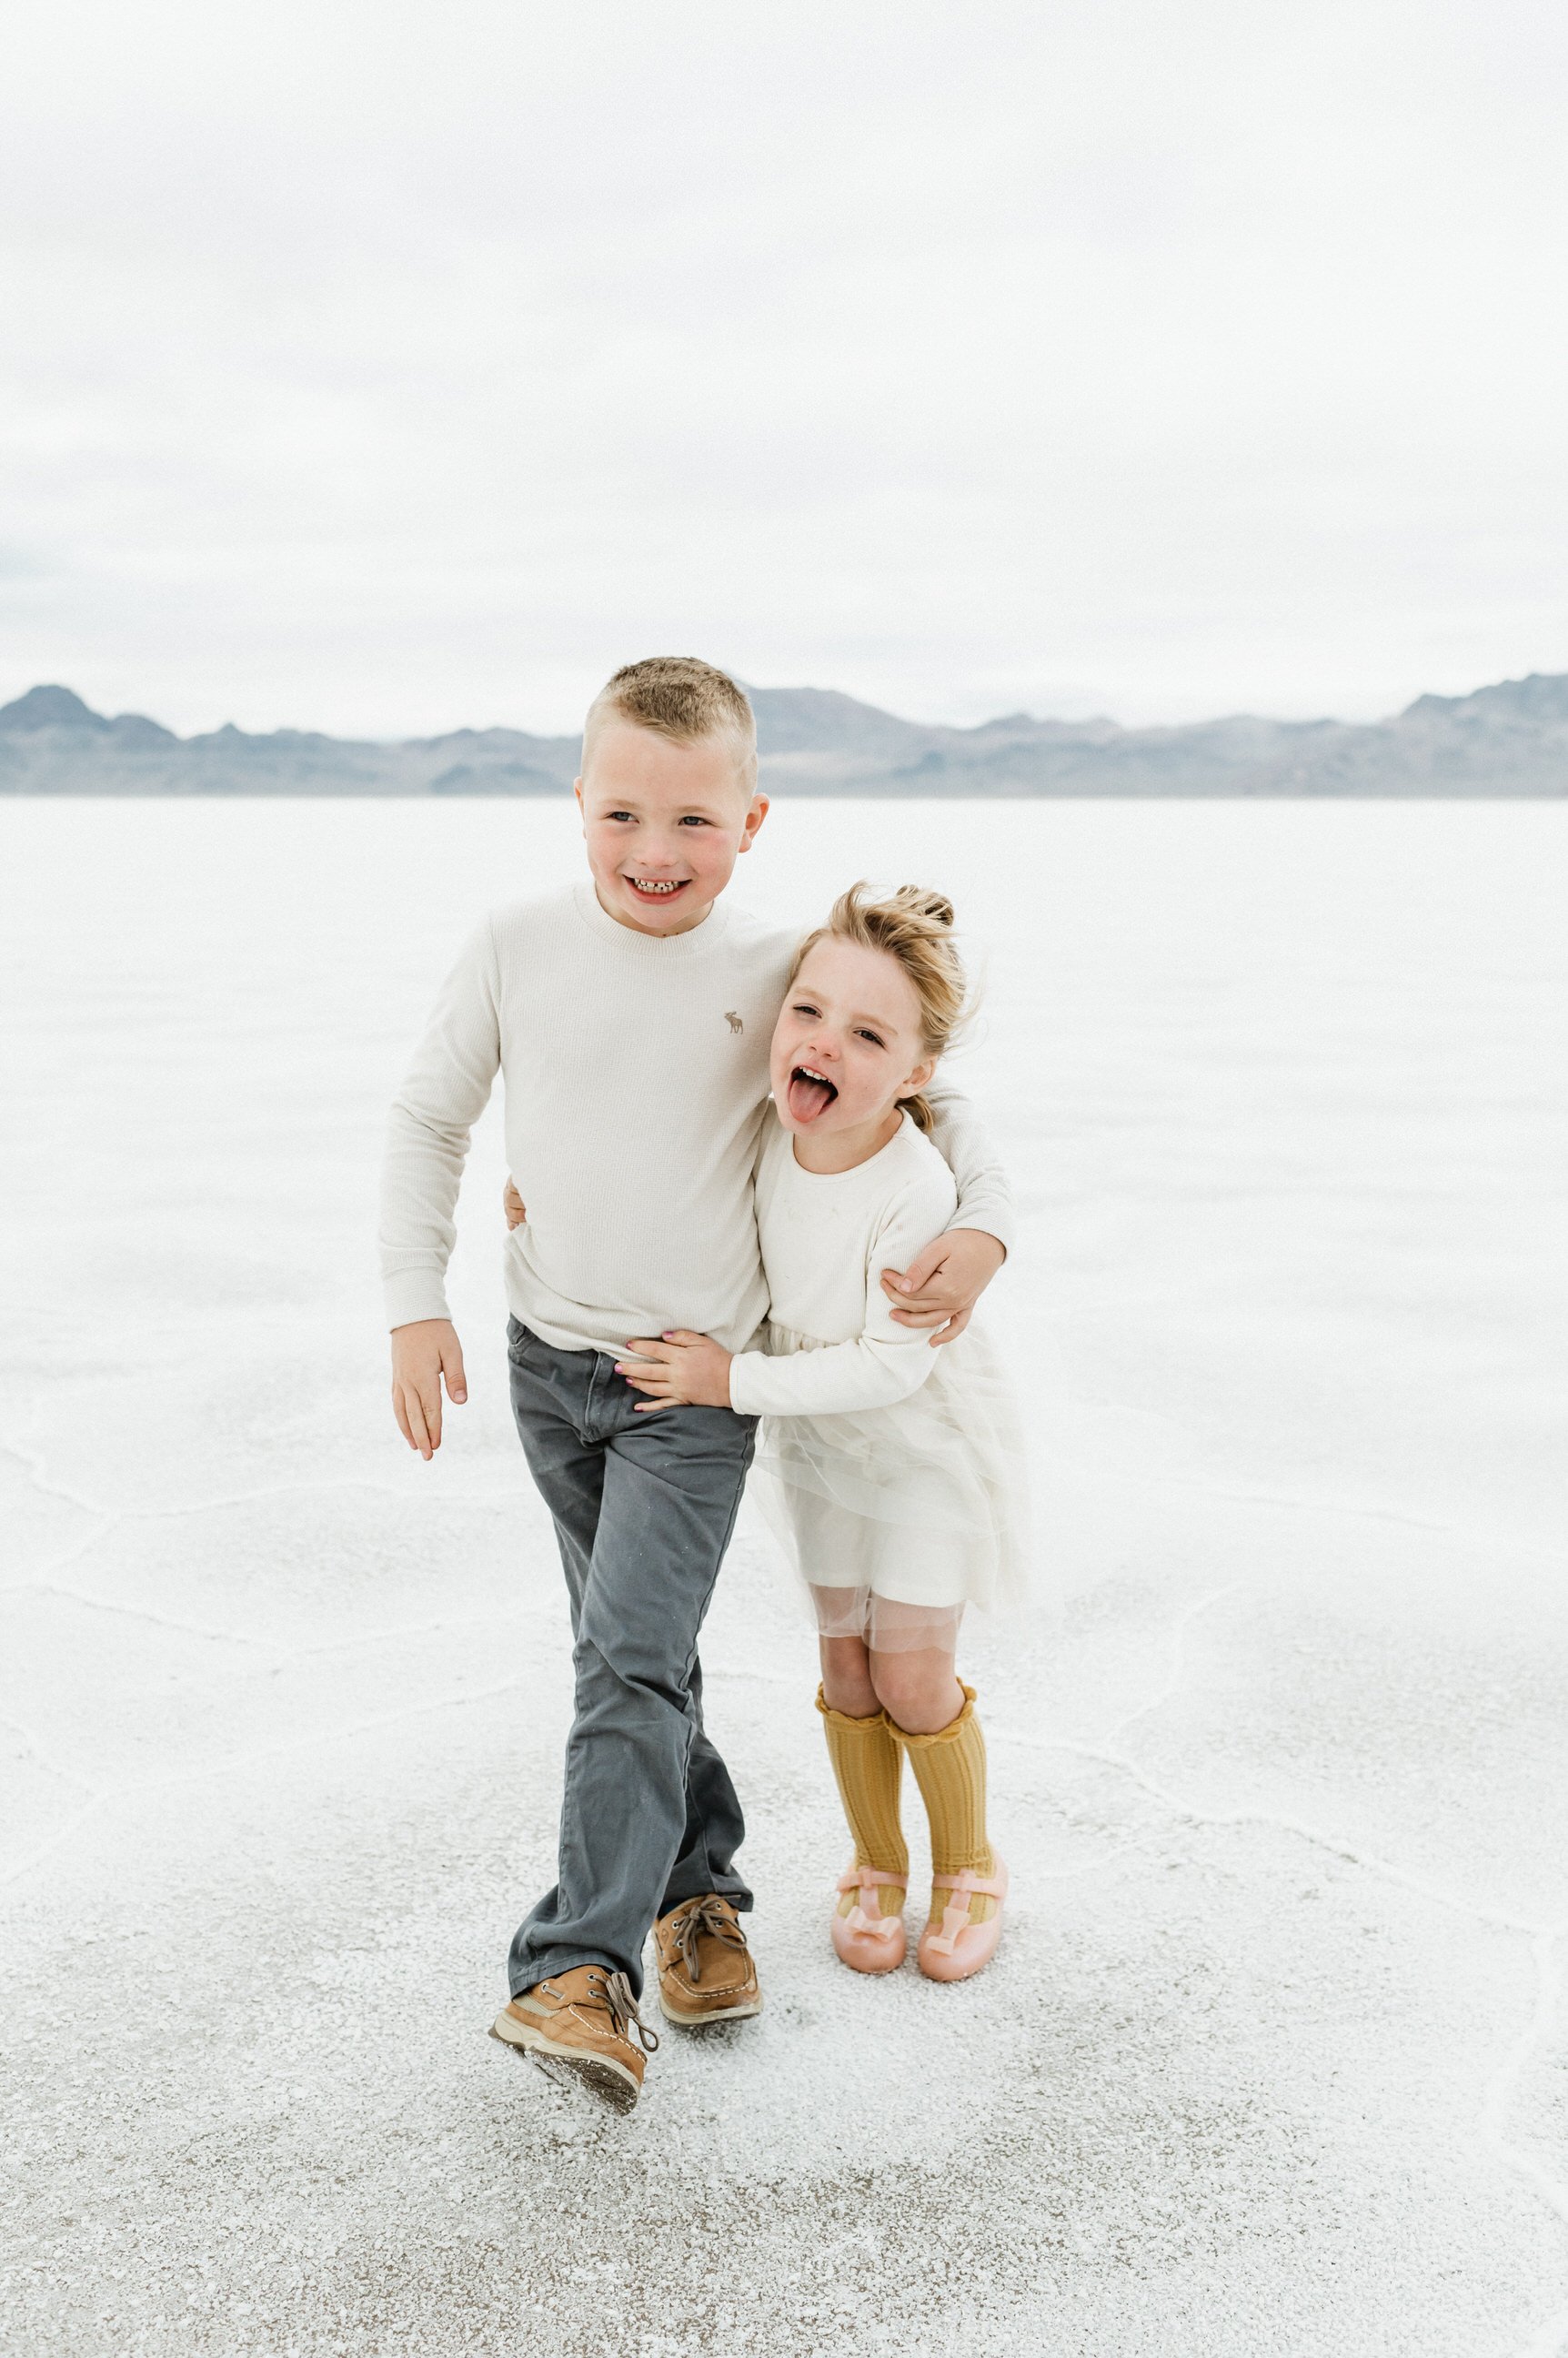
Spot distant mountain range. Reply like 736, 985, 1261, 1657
3, 672, 1566, 796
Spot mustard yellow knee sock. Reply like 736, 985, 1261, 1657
894, 1683, 998, 1929
816, 1686, 908, 1920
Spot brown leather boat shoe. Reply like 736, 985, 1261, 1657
654, 1893, 763, 2026
489, 1964, 658, 2111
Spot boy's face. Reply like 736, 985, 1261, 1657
770, 937, 934, 1136
575, 721, 769, 936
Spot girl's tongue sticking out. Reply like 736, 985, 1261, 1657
787, 1065, 838, 1124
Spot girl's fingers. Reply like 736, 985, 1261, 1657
889, 1305, 950, 1329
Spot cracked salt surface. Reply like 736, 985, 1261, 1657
3, 797, 1566, 2356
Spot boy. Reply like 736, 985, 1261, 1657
380, 658, 1010, 2110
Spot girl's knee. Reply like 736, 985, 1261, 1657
871, 1651, 963, 1735
819, 1636, 878, 1719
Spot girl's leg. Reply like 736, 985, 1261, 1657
814, 1629, 909, 1967
819, 1632, 879, 1720
872, 1646, 1003, 1975
866, 1645, 963, 1737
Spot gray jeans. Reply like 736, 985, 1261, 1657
505, 1316, 758, 2000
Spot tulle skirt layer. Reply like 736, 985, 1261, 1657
749, 1320, 1030, 1654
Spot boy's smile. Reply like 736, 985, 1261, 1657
576, 720, 769, 938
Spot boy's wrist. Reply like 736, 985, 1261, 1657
385, 1276, 454, 1331
947, 1214, 1011, 1264
946, 1224, 1007, 1269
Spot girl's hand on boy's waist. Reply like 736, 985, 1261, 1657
881, 1226, 1006, 1345
618, 1332, 733, 1413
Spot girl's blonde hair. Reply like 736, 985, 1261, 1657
789, 882, 969, 1134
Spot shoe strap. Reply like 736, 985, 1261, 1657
925, 1869, 1004, 1959
837, 1865, 907, 1891
930, 1869, 1006, 1899
838, 1863, 907, 1940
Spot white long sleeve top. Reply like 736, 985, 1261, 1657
379, 883, 1013, 1357
728, 1113, 961, 1416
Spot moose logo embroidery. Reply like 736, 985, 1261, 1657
724, 1010, 744, 1035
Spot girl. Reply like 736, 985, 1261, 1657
619, 884, 1025, 1982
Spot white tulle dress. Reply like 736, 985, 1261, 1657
727, 1110, 1029, 1653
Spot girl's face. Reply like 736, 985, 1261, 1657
770, 936, 935, 1139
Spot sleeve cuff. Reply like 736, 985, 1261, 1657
949, 1196, 1015, 1259
383, 1274, 453, 1330
728, 1352, 768, 1416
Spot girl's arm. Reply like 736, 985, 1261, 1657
727, 1174, 959, 1416
622, 1174, 963, 1416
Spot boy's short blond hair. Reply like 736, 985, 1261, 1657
581, 657, 758, 793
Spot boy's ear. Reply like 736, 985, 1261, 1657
738, 793, 769, 852
573, 779, 585, 821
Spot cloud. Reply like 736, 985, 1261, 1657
3, 0, 1565, 733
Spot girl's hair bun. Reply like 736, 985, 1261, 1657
890, 884, 956, 929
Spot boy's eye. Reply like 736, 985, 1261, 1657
606, 811, 635, 823
677, 814, 710, 827
791, 1003, 820, 1019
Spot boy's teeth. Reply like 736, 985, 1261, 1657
632, 879, 680, 894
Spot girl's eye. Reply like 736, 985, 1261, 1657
791, 1003, 819, 1019
856, 1030, 886, 1048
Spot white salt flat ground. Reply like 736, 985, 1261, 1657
2, 796, 1566, 2358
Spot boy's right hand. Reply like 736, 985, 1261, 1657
390, 1318, 467, 1459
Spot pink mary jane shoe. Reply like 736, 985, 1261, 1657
916, 1859, 1009, 1983
830, 1865, 909, 1975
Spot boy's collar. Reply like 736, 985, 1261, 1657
572, 879, 734, 956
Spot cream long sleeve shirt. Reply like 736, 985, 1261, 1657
728, 1114, 960, 1416
379, 882, 1013, 1357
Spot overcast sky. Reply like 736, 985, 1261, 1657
3, 0, 1565, 738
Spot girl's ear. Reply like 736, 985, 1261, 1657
896, 1055, 937, 1103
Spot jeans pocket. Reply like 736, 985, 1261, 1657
506, 1316, 536, 1365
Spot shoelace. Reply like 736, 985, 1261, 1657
591, 1969, 660, 2054
669, 1894, 749, 1983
